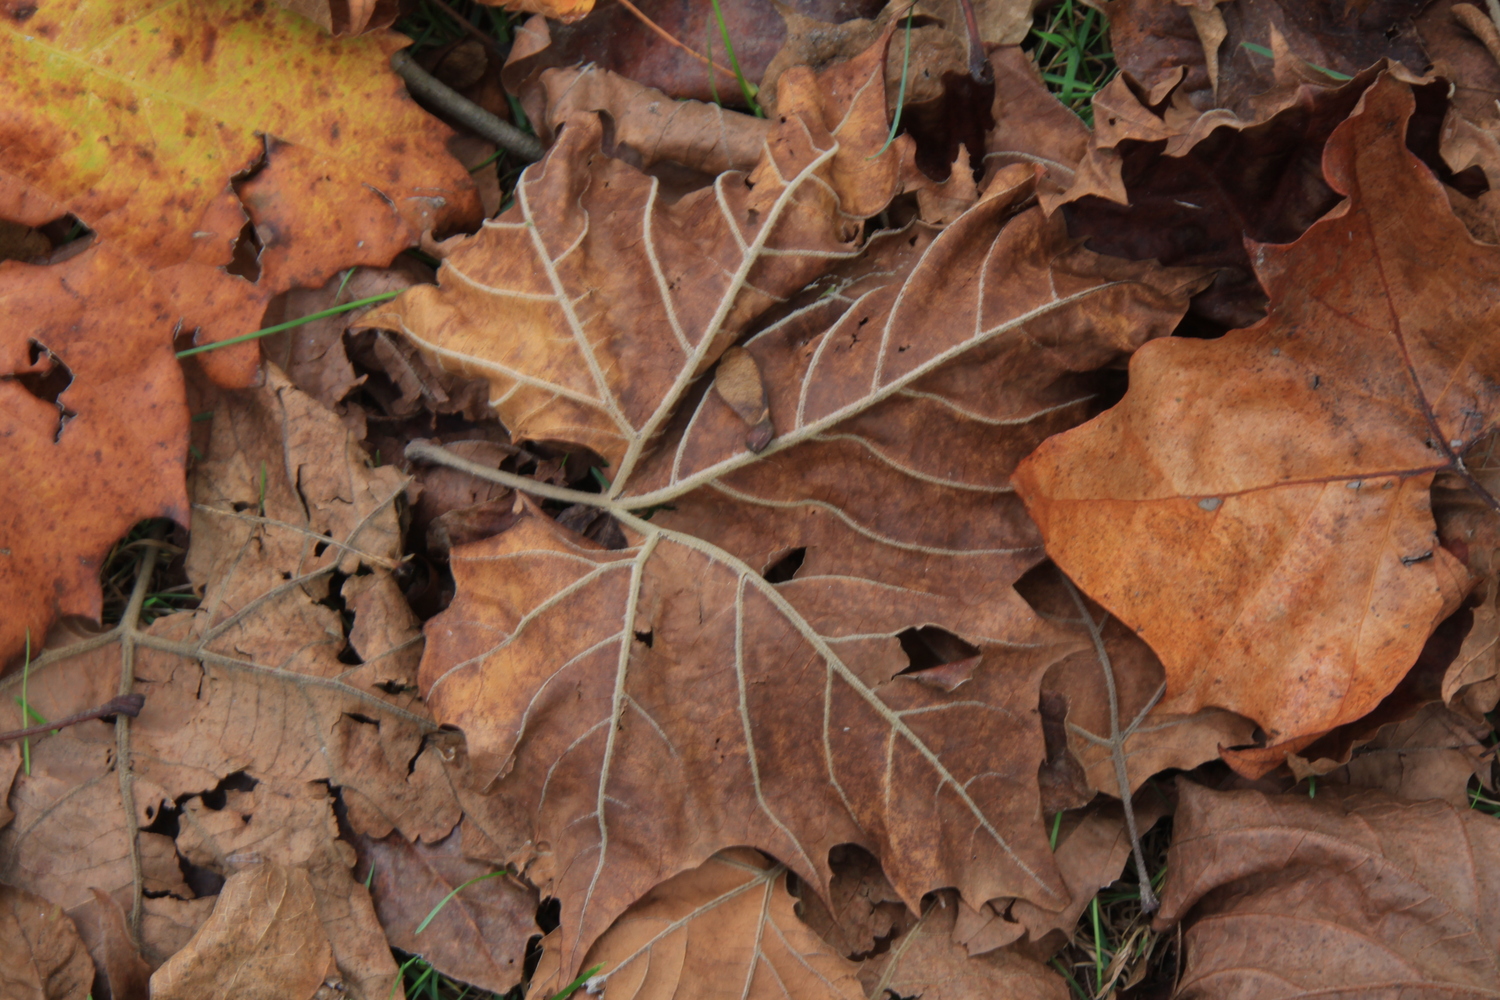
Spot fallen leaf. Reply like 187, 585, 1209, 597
984, 47, 1090, 209
480, 0, 594, 23
790, 845, 910, 960
275, 0, 398, 36
1156, 780, 1500, 998
502, 0, 882, 111
1060, 65, 1448, 328
951, 795, 1171, 960
1015, 73, 1487, 745
0, 0, 480, 667
0, 883, 93, 1000
1417, 0, 1500, 130
150, 863, 335, 1000
1020, 564, 1256, 800
72, 888, 151, 1000
526, 65, 773, 179
369, 33, 916, 471
354, 822, 538, 995
394, 132, 1202, 978
528, 848, 865, 1000
859, 892, 1065, 1000
1108, 0, 1430, 116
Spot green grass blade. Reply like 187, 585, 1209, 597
1239, 41, 1351, 80
549, 963, 606, 1000
175, 290, 405, 359
710, 0, 762, 116
414, 869, 509, 935
872, 6, 915, 157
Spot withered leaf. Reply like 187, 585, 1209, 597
1158, 780, 1500, 998
369, 32, 917, 472
401, 141, 1203, 978
528, 848, 864, 1000
1016, 74, 1490, 746
355, 823, 538, 995
149, 863, 335, 1000
859, 892, 1065, 1000
0, 883, 93, 1000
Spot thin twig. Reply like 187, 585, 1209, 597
0, 694, 144, 743
1060, 573, 1160, 913
117, 541, 161, 943
615, 0, 737, 78
391, 49, 545, 162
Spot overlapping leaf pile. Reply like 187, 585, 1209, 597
5, 0, 1500, 998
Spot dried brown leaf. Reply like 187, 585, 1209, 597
149, 863, 335, 1000
859, 892, 1065, 1000
0, 883, 93, 1000
1157, 781, 1500, 998
355, 822, 538, 995
528, 848, 864, 1000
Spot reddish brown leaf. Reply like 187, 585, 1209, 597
355, 823, 537, 995
1016, 73, 1492, 745
1157, 781, 1500, 998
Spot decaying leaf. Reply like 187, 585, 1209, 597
529, 848, 864, 999
0, 883, 93, 1000
859, 892, 1065, 1000
1016, 73, 1491, 746
150, 863, 335, 1000
394, 119, 1201, 983
355, 822, 538, 995
0, 0, 479, 668
1021, 565, 1255, 799
1108, 0, 1430, 116
275, 0, 398, 36
1157, 781, 1500, 998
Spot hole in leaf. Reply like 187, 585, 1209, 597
197, 770, 259, 811
313, 540, 330, 557
762, 547, 806, 584
634, 629, 654, 647
225, 217, 262, 281
344, 712, 380, 727
3, 339, 77, 442
536, 896, 561, 933
895, 626, 980, 673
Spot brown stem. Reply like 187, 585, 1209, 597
615, 0, 738, 78
391, 49, 546, 163
117, 541, 160, 944
955, 0, 987, 81
0, 694, 143, 743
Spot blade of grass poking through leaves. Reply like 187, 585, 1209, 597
873, 4, 915, 157
1238, 41, 1352, 79
549, 963, 606, 1000
334, 267, 357, 301
710, 0, 762, 116
175, 290, 405, 358
1052, 957, 1088, 1000
1049, 811, 1063, 850
1090, 895, 1105, 989
413, 869, 510, 934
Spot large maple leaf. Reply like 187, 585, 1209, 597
0, 0, 479, 667
1014, 73, 1489, 747
375, 41, 1205, 978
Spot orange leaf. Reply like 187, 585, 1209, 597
1014, 73, 1489, 744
